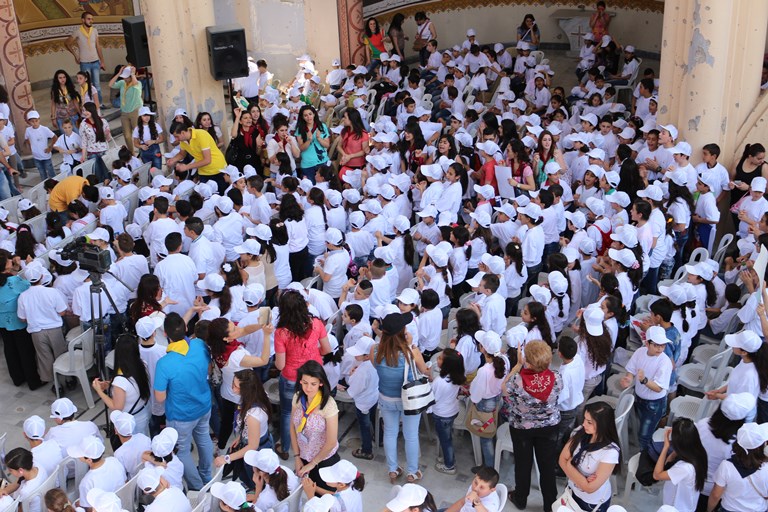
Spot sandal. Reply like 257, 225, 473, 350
352, 449, 374, 460
389, 467, 403, 484
406, 470, 423, 483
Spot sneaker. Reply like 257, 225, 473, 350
436, 455, 444, 464
434, 462, 456, 475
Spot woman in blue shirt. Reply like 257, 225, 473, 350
295, 105, 330, 183
0, 251, 44, 389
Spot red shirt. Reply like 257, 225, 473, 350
274, 317, 327, 381
341, 130, 370, 168
480, 159, 499, 195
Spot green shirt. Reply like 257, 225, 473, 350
111, 80, 143, 114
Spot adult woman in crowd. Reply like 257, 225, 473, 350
387, 13, 407, 60
363, 17, 387, 73
590, 1, 611, 41
195, 111, 224, 150
413, 11, 436, 67
274, 291, 331, 460
91, 333, 151, 436
516, 14, 540, 50
707, 422, 768, 512
502, 340, 562, 512
295, 105, 330, 182
559, 401, 621, 512
373, 312, 429, 485
214, 369, 273, 488
128, 274, 174, 325
133, 106, 164, 169
695, 393, 752, 511
50, 70, 81, 133
266, 114, 300, 178
730, 143, 767, 228
229, 107, 265, 174
0, 250, 43, 390
289, 360, 340, 492
278, 193, 311, 281
338, 109, 370, 177
79, 101, 112, 182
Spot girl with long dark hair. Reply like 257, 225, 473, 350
387, 13, 406, 59
577, 307, 613, 401
92, 333, 151, 435
295, 105, 330, 182
363, 17, 386, 73
229, 107, 265, 174
452, 307, 482, 376
665, 180, 695, 272
278, 193, 311, 281
133, 106, 164, 169
338, 109, 370, 176
50, 70, 81, 133
14, 224, 44, 261
506, 139, 536, 193
79, 101, 111, 181
247, 448, 299, 509
654, 418, 708, 511
75, 71, 99, 114
730, 142, 767, 214
559, 401, 621, 512
195, 111, 224, 149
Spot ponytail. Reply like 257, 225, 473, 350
491, 353, 506, 379
351, 472, 366, 491
703, 280, 716, 307
269, 467, 290, 501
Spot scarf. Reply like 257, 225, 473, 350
166, 339, 189, 356
519, 367, 555, 402
729, 456, 761, 479
241, 125, 255, 149
80, 25, 94, 51
296, 392, 322, 434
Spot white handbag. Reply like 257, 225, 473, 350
401, 356, 434, 415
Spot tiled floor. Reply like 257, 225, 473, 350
2, 50, 665, 511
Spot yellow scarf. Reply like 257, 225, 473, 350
166, 339, 189, 356
296, 392, 322, 433
80, 25, 94, 51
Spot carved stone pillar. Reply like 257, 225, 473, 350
337, 0, 365, 67
0, 0, 36, 146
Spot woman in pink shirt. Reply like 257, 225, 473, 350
274, 291, 331, 460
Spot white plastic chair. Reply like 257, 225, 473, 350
451, 398, 482, 466
286, 485, 304, 512
691, 331, 729, 365
0, 195, 23, 224
52, 328, 95, 408
72, 159, 95, 179
25, 213, 48, 244
530, 51, 544, 64
190, 494, 210, 512
190, 466, 224, 507
121, 188, 141, 224
614, 394, 635, 461
20, 467, 59, 512
689, 247, 709, 264
677, 347, 733, 395
494, 483, 508, 512
0, 498, 18, 512
0, 433, 7, 481
714, 233, 733, 267
493, 422, 513, 472
301, 275, 321, 291
622, 453, 642, 505
115, 471, 139, 512
264, 378, 280, 405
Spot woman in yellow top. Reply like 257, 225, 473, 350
167, 118, 228, 194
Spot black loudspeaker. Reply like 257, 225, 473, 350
122, 16, 150, 68
206, 25, 248, 81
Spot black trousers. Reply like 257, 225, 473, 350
0, 327, 43, 389
510, 424, 559, 512
289, 247, 311, 282
302, 452, 341, 493
218, 397, 238, 450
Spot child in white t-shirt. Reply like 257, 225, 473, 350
52, 119, 83, 172
342, 336, 379, 459
430, 348, 467, 475
23, 111, 57, 180
416, 289, 443, 359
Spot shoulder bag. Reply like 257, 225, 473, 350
401, 355, 434, 415
465, 400, 498, 438
412, 22, 430, 52
555, 487, 600, 512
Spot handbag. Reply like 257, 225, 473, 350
225, 140, 240, 165
401, 356, 434, 415
465, 400, 498, 438
412, 22, 429, 51
556, 487, 600, 512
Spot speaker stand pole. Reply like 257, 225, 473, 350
145, 66, 157, 112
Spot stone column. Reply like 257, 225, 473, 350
138, 0, 229, 143
657, 0, 768, 167
0, 0, 35, 147
336, 0, 365, 67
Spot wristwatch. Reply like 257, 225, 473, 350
224, 454, 231, 464
640, 377, 649, 385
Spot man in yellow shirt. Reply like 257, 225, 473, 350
47, 175, 100, 220
167, 119, 227, 194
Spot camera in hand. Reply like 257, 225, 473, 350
60, 236, 112, 274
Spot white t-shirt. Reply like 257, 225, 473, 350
139, 341, 167, 416
17, 285, 66, 333
254, 465, 299, 511
273, 244, 292, 289
146, 487, 192, 512
625, 347, 672, 400
78, 457, 127, 508
31, 440, 63, 482
458, 485, 499, 512
111, 254, 149, 299
112, 376, 147, 423
53, 132, 83, 165
714, 460, 768, 512
154, 253, 198, 316
213, 212, 245, 262
221, 347, 250, 403
44, 421, 100, 459
558, 355, 585, 411
25, 125, 55, 160
321, 249, 350, 299
144, 217, 182, 267
132, 123, 163, 144
455, 334, 481, 375
114, 433, 151, 477
662, 461, 700, 512
14, 467, 48, 512
695, 418, 735, 497
431, 375, 460, 418
100, 202, 128, 235
568, 436, 620, 505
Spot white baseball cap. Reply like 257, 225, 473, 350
242, 283, 266, 307
605, 191, 630, 208
611, 225, 639, 248
722, 392, 757, 421
50, 397, 77, 419
417, 205, 438, 219
752, 177, 768, 193
26, 110, 40, 120
466, 271, 486, 289
135, 315, 163, 340
137, 106, 155, 117
216, 196, 234, 214
137, 466, 165, 494
494, 203, 516, 219
99, 187, 115, 201
109, 410, 136, 437
234, 239, 262, 256
475, 330, 503, 356
579, 113, 598, 126
151, 427, 179, 457
211, 481, 248, 510
198, 273, 225, 293
584, 306, 605, 336
618, 127, 636, 141
548, 271, 568, 296
349, 211, 365, 229
659, 124, 679, 141
23, 415, 46, 440
608, 248, 638, 269
347, 336, 375, 358
670, 141, 691, 157
397, 288, 420, 306
529, 284, 551, 305
86, 489, 121, 512
319, 459, 359, 484
359, 199, 383, 215
113, 167, 132, 182
469, 211, 492, 228
505, 324, 528, 348
119, 66, 134, 78
425, 244, 449, 267
67, 435, 105, 459
244, 449, 280, 474
517, 203, 542, 221
564, 211, 587, 229
304, 495, 336, 512
585, 196, 605, 216
646, 325, 672, 345
387, 484, 429, 512
637, 184, 663, 201
658, 284, 687, 306
325, 227, 344, 246
737, 422, 768, 450
725, 330, 763, 353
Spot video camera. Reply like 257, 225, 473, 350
60, 236, 112, 274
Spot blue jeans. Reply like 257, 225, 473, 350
366, 59, 381, 74
209, 382, 222, 442
0, 167, 12, 200
572, 489, 611, 512
355, 405, 377, 455
167, 409, 214, 491
80, 60, 102, 103
432, 413, 458, 469
758, 399, 768, 424
87, 152, 109, 182
673, 231, 689, 274
4, 167, 19, 197
635, 396, 667, 452
475, 396, 499, 466
278, 375, 296, 451
34, 158, 55, 180
139, 144, 162, 169
641, 266, 660, 296
379, 398, 421, 474
299, 163, 328, 184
